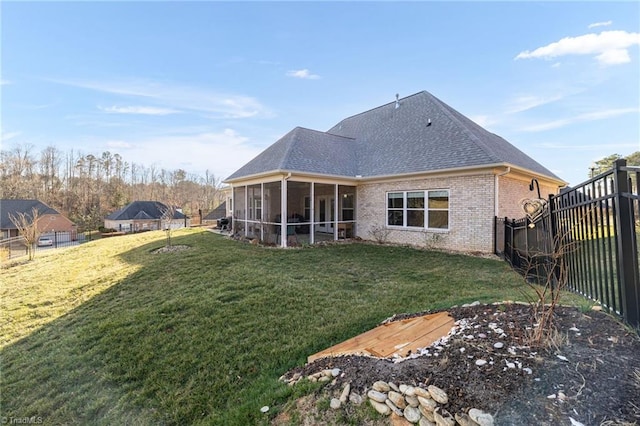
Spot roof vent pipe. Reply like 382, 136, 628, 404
395, 93, 399, 109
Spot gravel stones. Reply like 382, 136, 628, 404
363, 380, 493, 426
373, 380, 391, 392
370, 399, 391, 415
427, 385, 449, 404
389, 391, 407, 409
469, 408, 495, 426
367, 389, 387, 403
404, 406, 422, 423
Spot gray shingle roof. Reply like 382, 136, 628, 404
204, 202, 227, 220
105, 201, 187, 221
225, 91, 561, 181
226, 127, 357, 180
0, 199, 60, 229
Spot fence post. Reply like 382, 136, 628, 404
503, 217, 508, 259
613, 159, 640, 328
548, 194, 560, 288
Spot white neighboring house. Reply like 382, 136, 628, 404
104, 201, 189, 232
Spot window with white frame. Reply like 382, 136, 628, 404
386, 190, 449, 229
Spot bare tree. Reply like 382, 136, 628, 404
158, 202, 178, 247
9, 207, 42, 260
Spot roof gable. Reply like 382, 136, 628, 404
0, 199, 60, 229
226, 91, 562, 182
204, 202, 227, 220
226, 127, 357, 180
105, 201, 187, 221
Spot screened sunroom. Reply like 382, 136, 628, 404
231, 178, 356, 247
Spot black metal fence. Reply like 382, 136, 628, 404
496, 159, 640, 328
0, 231, 94, 261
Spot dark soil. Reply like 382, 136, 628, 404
281, 303, 640, 426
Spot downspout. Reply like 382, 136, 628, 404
495, 166, 511, 218
494, 166, 511, 255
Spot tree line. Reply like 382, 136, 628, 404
590, 151, 640, 178
1, 144, 225, 231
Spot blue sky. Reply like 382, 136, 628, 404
1, 1, 639, 187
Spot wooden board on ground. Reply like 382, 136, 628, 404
308, 311, 455, 363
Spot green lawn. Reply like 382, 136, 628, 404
1, 228, 569, 425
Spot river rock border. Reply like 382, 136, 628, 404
281, 370, 493, 426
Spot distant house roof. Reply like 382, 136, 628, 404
105, 201, 187, 221
226, 90, 563, 183
0, 199, 61, 230
203, 202, 227, 220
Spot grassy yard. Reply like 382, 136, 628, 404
1, 228, 576, 425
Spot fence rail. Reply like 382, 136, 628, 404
496, 159, 640, 329
0, 231, 95, 261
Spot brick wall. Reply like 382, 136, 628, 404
497, 176, 559, 219
37, 214, 75, 233
356, 174, 496, 253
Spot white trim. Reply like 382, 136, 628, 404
225, 163, 567, 187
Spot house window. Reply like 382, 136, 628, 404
386, 190, 449, 229
341, 194, 354, 221
387, 192, 404, 226
304, 196, 311, 221
428, 190, 449, 229
253, 199, 262, 221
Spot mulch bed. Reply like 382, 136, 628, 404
281, 303, 640, 425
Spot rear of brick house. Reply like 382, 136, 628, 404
224, 91, 565, 252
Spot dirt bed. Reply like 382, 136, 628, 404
279, 303, 640, 425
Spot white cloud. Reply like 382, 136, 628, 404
521, 107, 639, 132
48, 77, 270, 119
588, 21, 612, 29
0, 79, 11, 86
506, 94, 565, 114
99, 105, 180, 115
286, 69, 321, 80
515, 30, 640, 66
469, 115, 497, 128
100, 129, 262, 179
1, 131, 21, 142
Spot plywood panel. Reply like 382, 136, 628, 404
308, 311, 454, 363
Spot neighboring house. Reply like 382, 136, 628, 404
104, 201, 189, 232
0, 199, 76, 239
224, 91, 566, 252
203, 201, 229, 224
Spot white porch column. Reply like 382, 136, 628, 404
310, 182, 315, 244
334, 184, 339, 240
260, 182, 265, 242
244, 185, 248, 237
281, 176, 287, 248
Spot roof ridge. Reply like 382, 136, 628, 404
426, 92, 502, 164
329, 90, 429, 129
278, 127, 302, 170
292, 126, 356, 140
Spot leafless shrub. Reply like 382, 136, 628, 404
423, 231, 445, 250
520, 216, 580, 347
9, 207, 42, 261
368, 224, 391, 244
158, 202, 178, 247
